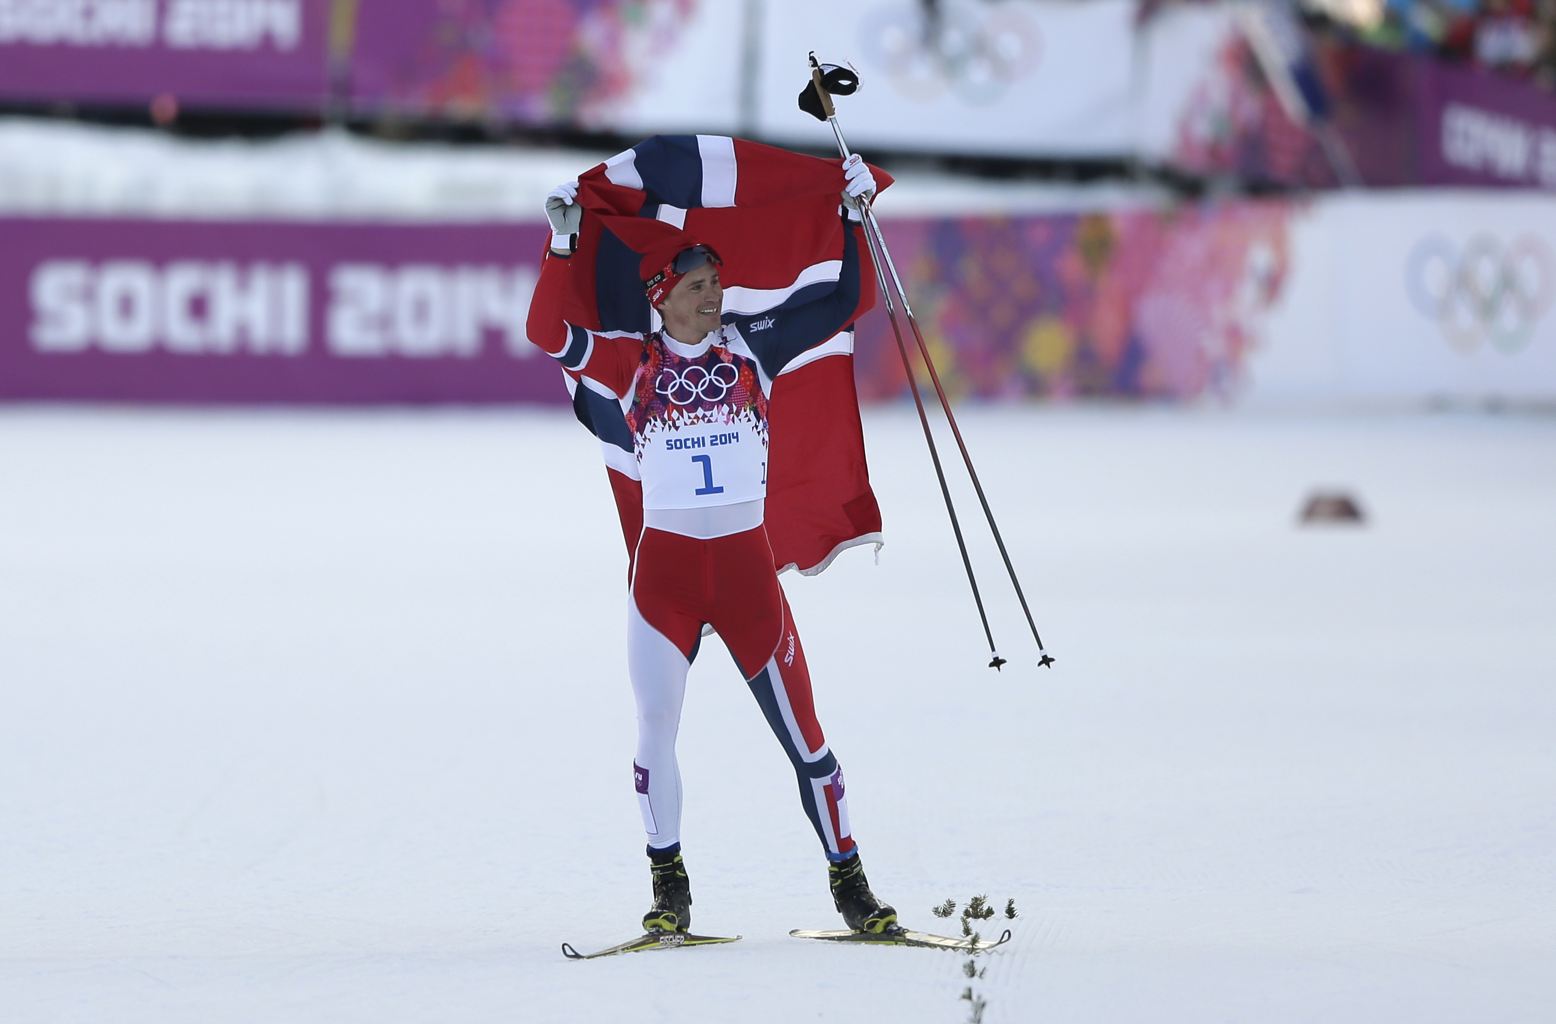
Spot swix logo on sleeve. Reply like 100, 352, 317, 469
748, 316, 776, 332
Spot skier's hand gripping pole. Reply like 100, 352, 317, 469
802, 53, 1054, 672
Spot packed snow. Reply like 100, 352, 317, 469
2, 404, 1553, 1023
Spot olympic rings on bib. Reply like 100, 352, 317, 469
655, 362, 741, 405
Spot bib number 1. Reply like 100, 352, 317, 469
691, 454, 724, 496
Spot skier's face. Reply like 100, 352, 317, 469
658, 262, 723, 340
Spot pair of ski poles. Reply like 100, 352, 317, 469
803, 54, 1054, 672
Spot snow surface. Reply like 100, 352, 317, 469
2, 405, 1554, 1023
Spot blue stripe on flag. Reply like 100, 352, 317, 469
595, 227, 653, 335
572, 384, 634, 453
631, 136, 706, 209
722, 279, 837, 326
768, 280, 835, 314
559, 324, 591, 369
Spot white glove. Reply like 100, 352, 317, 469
544, 180, 581, 235
841, 154, 876, 215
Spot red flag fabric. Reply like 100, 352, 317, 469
527, 135, 888, 576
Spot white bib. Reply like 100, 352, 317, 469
639, 413, 768, 510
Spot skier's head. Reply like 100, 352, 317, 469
643, 243, 723, 341
607, 216, 725, 340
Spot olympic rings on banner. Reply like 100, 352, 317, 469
1405, 234, 1554, 354
655, 362, 740, 405
861, 2, 1040, 105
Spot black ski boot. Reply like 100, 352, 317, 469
642, 846, 692, 934
828, 853, 898, 934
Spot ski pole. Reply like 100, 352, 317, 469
806, 57, 1006, 671
805, 54, 1054, 669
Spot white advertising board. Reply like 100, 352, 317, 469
1247, 193, 1556, 404
1134, 2, 1241, 167
752, 0, 1137, 157
596, 2, 747, 135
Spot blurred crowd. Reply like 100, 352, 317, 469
1316, 0, 1556, 89
1144, 0, 1556, 92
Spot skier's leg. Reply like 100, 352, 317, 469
704, 529, 857, 861
626, 530, 704, 853
708, 527, 896, 931
746, 605, 896, 931
740, 594, 859, 861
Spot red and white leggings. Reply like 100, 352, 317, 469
627, 523, 857, 861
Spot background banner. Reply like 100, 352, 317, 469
1419, 62, 1556, 190
344, 0, 744, 132
0, 218, 558, 403
1137, 3, 1556, 192
5, 194, 1552, 405
857, 202, 1300, 402
0, 0, 333, 110
1248, 194, 1556, 403
754, 0, 1137, 157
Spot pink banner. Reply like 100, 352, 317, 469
854, 202, 1302, 402
345, 0, 710, 128
0, 218, 565, 404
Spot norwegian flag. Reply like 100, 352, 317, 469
533, 135, 891, 576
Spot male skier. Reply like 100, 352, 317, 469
526, 152, 898, 935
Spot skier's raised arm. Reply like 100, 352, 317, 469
525, 180, 643, 398
727, 155, 878, 378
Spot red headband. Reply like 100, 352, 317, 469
643, 244, 722, 308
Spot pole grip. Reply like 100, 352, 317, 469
808, 64, 836, 119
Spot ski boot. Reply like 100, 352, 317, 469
828, 853, 898, 934
642, 846, 692, 934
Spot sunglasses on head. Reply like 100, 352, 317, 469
672, 244, 722, 274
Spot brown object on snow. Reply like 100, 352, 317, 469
1299, 490, 1366, 525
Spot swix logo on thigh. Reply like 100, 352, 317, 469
783, 631, 796, 667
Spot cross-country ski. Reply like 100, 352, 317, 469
789, 927, 1013, 953
560, 932, 742, 961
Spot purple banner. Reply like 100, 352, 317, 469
0, 0, 332, 110
1420, 62, 1556, 190
0, 217, 568, 404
